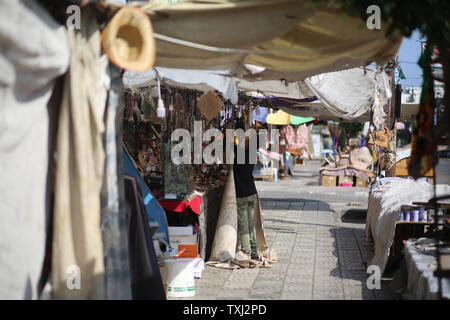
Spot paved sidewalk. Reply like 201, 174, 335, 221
174, 160, 396, 300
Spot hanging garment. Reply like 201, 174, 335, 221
51, 7, 106, 299
409, 45, 438, 179
123, 146, 170, 245
372, 84, 388, 131
282, 125, 308, 155
295, 124, 309, 152
100, 65, 132, 300
281, 125, 297, 150
0, 0, 69, 299
252, 106, 269, 123
124, 175, 166, 300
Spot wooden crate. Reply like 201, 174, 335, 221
355, 177, 368, 187
338, 175, 354, 186
321, 175, 337, 186
253, 168, 274, 181
396, 158, 434, 178
295, 158, 305, 166
396, 158, 409, 169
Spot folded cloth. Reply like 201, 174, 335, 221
159, 196, 202, 215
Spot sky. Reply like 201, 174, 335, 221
397, 31, 426, 88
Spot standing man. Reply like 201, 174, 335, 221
233, 130, 259, 260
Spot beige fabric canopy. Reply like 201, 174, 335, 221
127, 0, 403, 80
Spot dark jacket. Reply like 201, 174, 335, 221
233, 145, 257, 198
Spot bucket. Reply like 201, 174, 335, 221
165, 258, 196, 297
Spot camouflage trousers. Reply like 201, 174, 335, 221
236, 194, 258, 256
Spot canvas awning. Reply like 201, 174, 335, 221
240, 67, 396, 122
123, 67, 239, 103
102, 0, 402, 81
144, 0, 401, 80
280, 101, 419, 122
281, 102, 371, 122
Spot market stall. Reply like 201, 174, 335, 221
392, 237, 450, 300
121, 85, 230, 259
364, 178, 450, 277
121, 67, 281, 264
9, 0, 450, 303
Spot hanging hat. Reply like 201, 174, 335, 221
101, 6, 156, 71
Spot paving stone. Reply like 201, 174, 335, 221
255, 274, 285, 281
192, 170, 393, 300
283, 283, 313, 293
252, 279, 284, 289
216, 289, 251, 300
339, 262, 366, 271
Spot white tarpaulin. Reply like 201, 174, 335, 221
236, 78, 312, 99
281, 103, 369, 122
234, 68, 391, 121
123, 67, 238, 104
304, 68, 391, 120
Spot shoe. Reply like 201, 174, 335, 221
235, 251, 250, 261
251, 252, 260, 260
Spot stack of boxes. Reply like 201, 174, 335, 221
168, 226, 199, 258
321, 174, 369, 187
168, 225, 204, 279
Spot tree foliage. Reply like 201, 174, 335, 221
340, 122, 364, 139
320, 0, 450, 48
313, 0, 450, 136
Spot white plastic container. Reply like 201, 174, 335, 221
165, 258, 196, 297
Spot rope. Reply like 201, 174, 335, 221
153, 32, 384, 56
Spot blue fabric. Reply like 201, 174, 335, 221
252, 106, 268, 123
123, 147, 170, 245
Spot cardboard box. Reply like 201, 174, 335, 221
169, 233, 199, 258
355, 177, 368, 187
177, 244, 199, 258
395, 164, 434, 177
321, 175, 337, 186
338, 175, 354, 186
295, 158, 305, 166
168, 226, 194, 236
170, 234, 197, 245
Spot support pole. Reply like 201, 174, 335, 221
385, 56, 398, 177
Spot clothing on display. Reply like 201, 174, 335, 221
281, 124, 309, 155
0, 0, 69, 299
51, 7, 106, 299
101, 65, 132, 300
409, 44, 438, 179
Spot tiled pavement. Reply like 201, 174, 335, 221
173, 161, 397, 300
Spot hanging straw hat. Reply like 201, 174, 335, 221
101, 6, 156, 71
